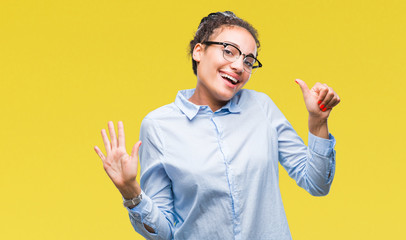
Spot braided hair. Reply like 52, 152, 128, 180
189, 11, 260, 75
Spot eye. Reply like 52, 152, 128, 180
244, 61, 253, 68
223, 48, 234, 57
244, 57, 255, 68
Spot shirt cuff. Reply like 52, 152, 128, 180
308, 132, 336, 157
126, 190, 152, 221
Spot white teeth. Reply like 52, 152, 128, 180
220, 73, 238, 83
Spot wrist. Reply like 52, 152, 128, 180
308, 115, 329, 139
118, 181, 142, 200
308, 115, 327, 125
123, 192, 142, 209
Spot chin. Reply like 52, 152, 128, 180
216, 88, 238, 102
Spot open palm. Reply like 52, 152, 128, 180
94, 121, 141, 199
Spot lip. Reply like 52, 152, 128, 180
219, 70, 241, 82
221, 75, 238, 89
218, 71, 242, 89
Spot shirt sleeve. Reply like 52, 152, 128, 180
125, 117, 176, 239
257, 92, 336, 196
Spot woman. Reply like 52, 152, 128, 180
94, 11, 340, 240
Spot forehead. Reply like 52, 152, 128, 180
209, 26, 257, 55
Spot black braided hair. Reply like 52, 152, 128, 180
189, 11, 260, 75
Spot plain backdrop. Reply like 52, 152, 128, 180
1, 0, 405, 239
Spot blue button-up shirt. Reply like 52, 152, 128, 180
127, 89, 336, 240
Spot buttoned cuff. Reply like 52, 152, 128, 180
126, 190, 152, 221
308, 132, 336, 157
125, 191, 160, 237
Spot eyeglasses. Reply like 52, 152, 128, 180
203, 41, 262, 74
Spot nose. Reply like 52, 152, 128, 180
230, 55, 244, 73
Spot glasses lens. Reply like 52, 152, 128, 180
222, 44, 260, 74
243, 56, 257, 73
223, 45, 240, 62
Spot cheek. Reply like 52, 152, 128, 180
207, 53, 227, 68
242, 73, 251, 83
204, 60, 221, 77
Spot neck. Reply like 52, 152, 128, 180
189, 85, 227, 112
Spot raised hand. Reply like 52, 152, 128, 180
295, 79, 340, 120
94, 121, 142, 199
295, 79, 341, 139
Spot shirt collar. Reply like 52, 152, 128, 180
174, 89, 242, 120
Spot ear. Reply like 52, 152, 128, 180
192, 43, 204, 63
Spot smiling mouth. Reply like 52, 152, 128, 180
220, 73, 239, 85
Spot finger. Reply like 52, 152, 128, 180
108, 121, 118, 148
94, 146, 106, 162
321, 88, 335, 109
332, 96, 341, 107
328, 95, 341, 109
101, 129, 111, 154
295, 79, 310, 98
316, 86, 329, 106
117, 121, 125, 148
130, 141, 142, 162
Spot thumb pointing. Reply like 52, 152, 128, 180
295, 79, 310, 98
